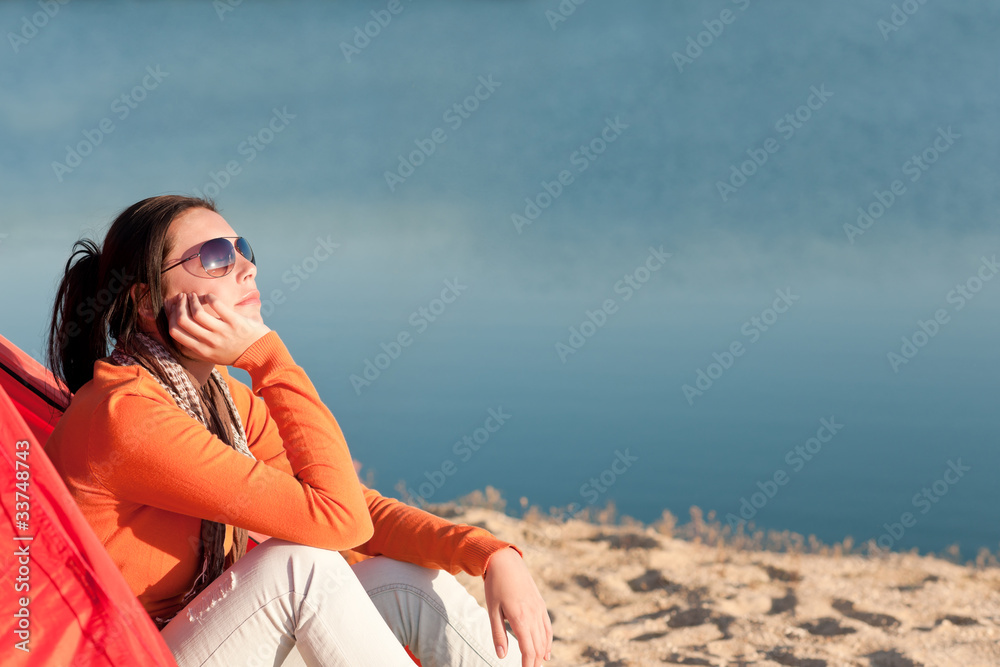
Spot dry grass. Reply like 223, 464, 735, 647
420, 486, 1000, 569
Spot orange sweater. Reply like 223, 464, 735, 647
45, 331, 521, 622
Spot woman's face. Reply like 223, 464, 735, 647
159, 207, 262, 324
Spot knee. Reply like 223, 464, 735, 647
249, 538, 349, 567
247, 539, 359, 595
352, 557, 466, 600
352, 555, 437, 586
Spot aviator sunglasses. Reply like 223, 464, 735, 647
161, 237, 255, 277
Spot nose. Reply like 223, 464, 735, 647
235, 249, 256, 281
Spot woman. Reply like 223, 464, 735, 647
44, 195, 553, 667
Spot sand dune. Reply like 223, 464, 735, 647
431, 489, 1000, 667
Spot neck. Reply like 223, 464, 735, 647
141, 328, 214, 387
181, 359, 215, 388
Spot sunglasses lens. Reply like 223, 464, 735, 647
201, 238, 237, 277
235, 237, 255, 265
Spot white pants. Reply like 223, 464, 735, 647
160, 539, 523, 666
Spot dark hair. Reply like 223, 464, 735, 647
47, 195, 217, 398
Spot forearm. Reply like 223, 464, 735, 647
353, 486, 523, 577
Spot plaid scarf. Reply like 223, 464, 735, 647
109, 331, 254, 630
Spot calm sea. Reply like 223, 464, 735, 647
1, 0, 998, 557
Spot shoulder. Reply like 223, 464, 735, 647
53, 358, 206, 454
47, 359, 178, 484
57, 360, 177, 433
84, 358, 173, 404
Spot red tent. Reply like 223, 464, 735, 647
1, 334, 177, 666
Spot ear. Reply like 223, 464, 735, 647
130, 283, 155, 321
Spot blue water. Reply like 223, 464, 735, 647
1, 0, 998, 558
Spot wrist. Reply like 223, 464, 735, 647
483, 545, 521, 580
233, 331, 286, 370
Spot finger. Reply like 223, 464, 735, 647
169, 295, 213, 353
206, 293, 258, 339
202, 292, 236, 322
164, 293, 184, 321
168, 296, 204, 351
501, 610, 537, 667
179, 293, 224, 343
168, 323, 202, 354
202, 293, 256, 339
186, 292, 225, 331
175, 293, 209, 342
165, 293, 188, 336
487, 603, 508, 661
529, 617, 545, 667
511, 615, 540, 667
529, 607, 549, 667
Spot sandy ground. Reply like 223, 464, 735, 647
428, 491, 1000, 667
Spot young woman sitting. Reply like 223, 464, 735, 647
44, 195, 552, 666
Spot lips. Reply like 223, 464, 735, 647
237, 290, 261, 306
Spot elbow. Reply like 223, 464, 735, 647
352, 509, 375, 545
307, 487, 375, 550
317, 503, 373, 551
343, 493, 374, 546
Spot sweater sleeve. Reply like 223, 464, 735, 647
352, 485, 524, 578
88, 331, 373, 551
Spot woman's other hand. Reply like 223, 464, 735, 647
484, 547, 553, 666
165, 291, 271, 366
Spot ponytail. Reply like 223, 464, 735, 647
48, 239, 107, 397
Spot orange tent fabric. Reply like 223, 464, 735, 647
1, 334, 178, 666
0, 334, 67, 446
